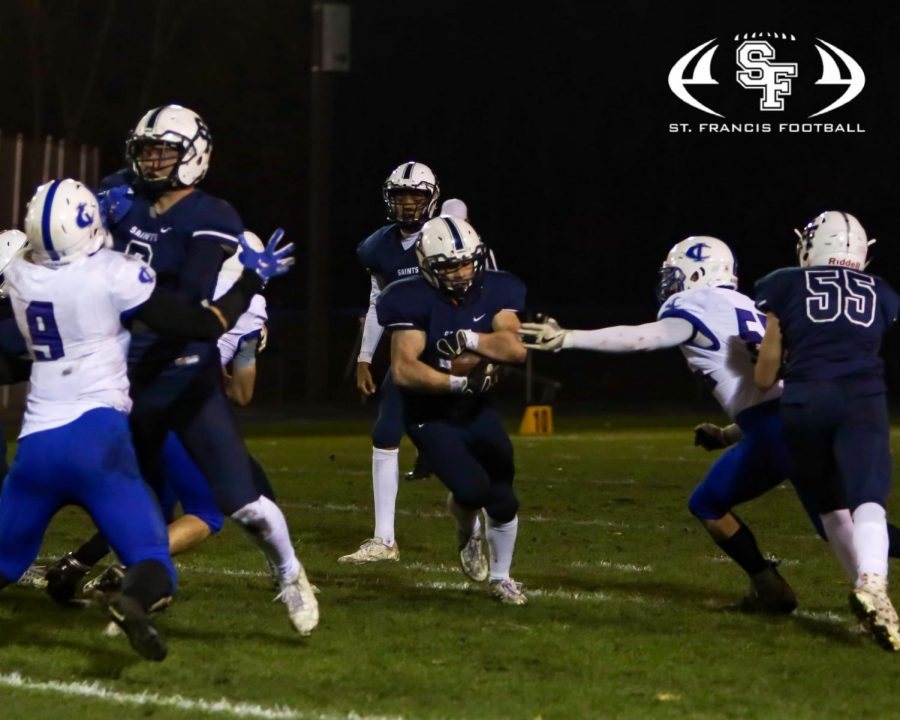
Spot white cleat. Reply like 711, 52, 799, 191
489, 577, 528, 606
337, 537, 399, 564
276, 567, 319, 636
458, 532, 489, 582
849, 573, 900, 652
16, 565, 48, 590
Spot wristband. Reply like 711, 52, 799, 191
449, 375, 468, 393
462, 329, 480, 351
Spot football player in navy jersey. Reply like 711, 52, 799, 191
339, 161, 442, 565
376, 216, 529, 604
755, 211, 900, 651
45, 105, 318, 636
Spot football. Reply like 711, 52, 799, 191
451, 351, 484, 376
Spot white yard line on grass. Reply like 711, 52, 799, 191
0, 672, 403, 720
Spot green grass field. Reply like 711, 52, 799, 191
1, 415, 897, 719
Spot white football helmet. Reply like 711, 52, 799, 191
416, 216, 486, 299
24, 179, 110, 267
656, 236, 738, 303
126, 104, 212, 191
440, 198, 469, 221
0, 229, 27, 298
214, 231, 265, 299
796, 211, 873, 270
383, 161, 440, 229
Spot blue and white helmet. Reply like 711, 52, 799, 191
126, 104, 212, 190
383, 161, 440, 229
24, 179, 110, 267
656, 236, 738, 303
416, 216, 486, 299
0, 229, 27, 298
797, 211, 873, 270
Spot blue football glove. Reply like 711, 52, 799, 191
238, 228, 295, 284
97, 185, 134, 228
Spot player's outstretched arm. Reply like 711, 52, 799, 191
392, 329, 469, 394
520, 316, 693, 353
754, 312, 782, 390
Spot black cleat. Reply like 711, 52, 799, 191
83, 564, 126, 596
45, 553, 91, 605
403, 454, 433, 481
105, 593, 167, 661
740, 562, 797, 615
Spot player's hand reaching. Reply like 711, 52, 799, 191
518, 317, 568, 352
238, 228, 295, 284
693, 422, 742, 451
97, 185, 134, 228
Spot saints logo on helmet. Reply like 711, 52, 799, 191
656, 236, 738, 303
382, 161, 440, 230
126, 104, 213, 194
25, 180, 110, 267
796, 211, 874, 270
416, 216, 486, 300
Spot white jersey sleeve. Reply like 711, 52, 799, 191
565, 317, 694, 352
5, 249, 154, 437
358, 275, 385, 363
218, 293, 267, 366
657, 287, 782, 420
108, 252, 156, 314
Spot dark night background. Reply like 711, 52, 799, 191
1, 0, 898, 414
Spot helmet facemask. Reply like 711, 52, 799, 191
418, 244, 487, 300
385, 188, 433, 231
655, 265, 686, 303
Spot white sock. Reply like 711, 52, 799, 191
852, 502, 889, 580
820, 509, 858, 582
447, 494, 479, 539
486, 515, 518, 581
231, 496, 301, 580
372, 447, 399, 546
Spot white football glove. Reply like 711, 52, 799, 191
518, 317, 569, 352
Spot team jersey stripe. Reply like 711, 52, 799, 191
444, 218, 464, 250
402, 162, 415, 179
41, 180, 62, 260
192, 230, 239, 245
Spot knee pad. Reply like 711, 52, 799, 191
484, 484, 519, 524
371, 420, 403, 450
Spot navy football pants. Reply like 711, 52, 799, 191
781, 387, 892, 513
406, 406, 518, 523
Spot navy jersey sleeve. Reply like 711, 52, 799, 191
875, 276, 900, 328
357, 225, 393, 275
376, 279, 426, 330
754, 268, 792, 317
189, 196, 243, 253
490, 271, 526, 314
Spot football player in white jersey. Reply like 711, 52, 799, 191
520, 237, 800, 613
0, 179, 296, 659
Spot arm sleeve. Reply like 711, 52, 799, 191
564, 317, 695, 353
133, 272, 263, 342
358, 276, 385, 363
232, 334, 260, 370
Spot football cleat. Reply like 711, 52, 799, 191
275, 567, 319, 636
45, 553, 91, 604
849, 573, 900, 652
83, 564, 126, 596
403, 454, 433, 481
739, 562, 797, 615
337, 537, 399, 564
458, 531, 489, 583
489, 577, 528, 606
104, 593, 167, 661
16, 564, 48, 590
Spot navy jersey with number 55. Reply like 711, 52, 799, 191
376, 270, 526, 421
754, 266, 900, 397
